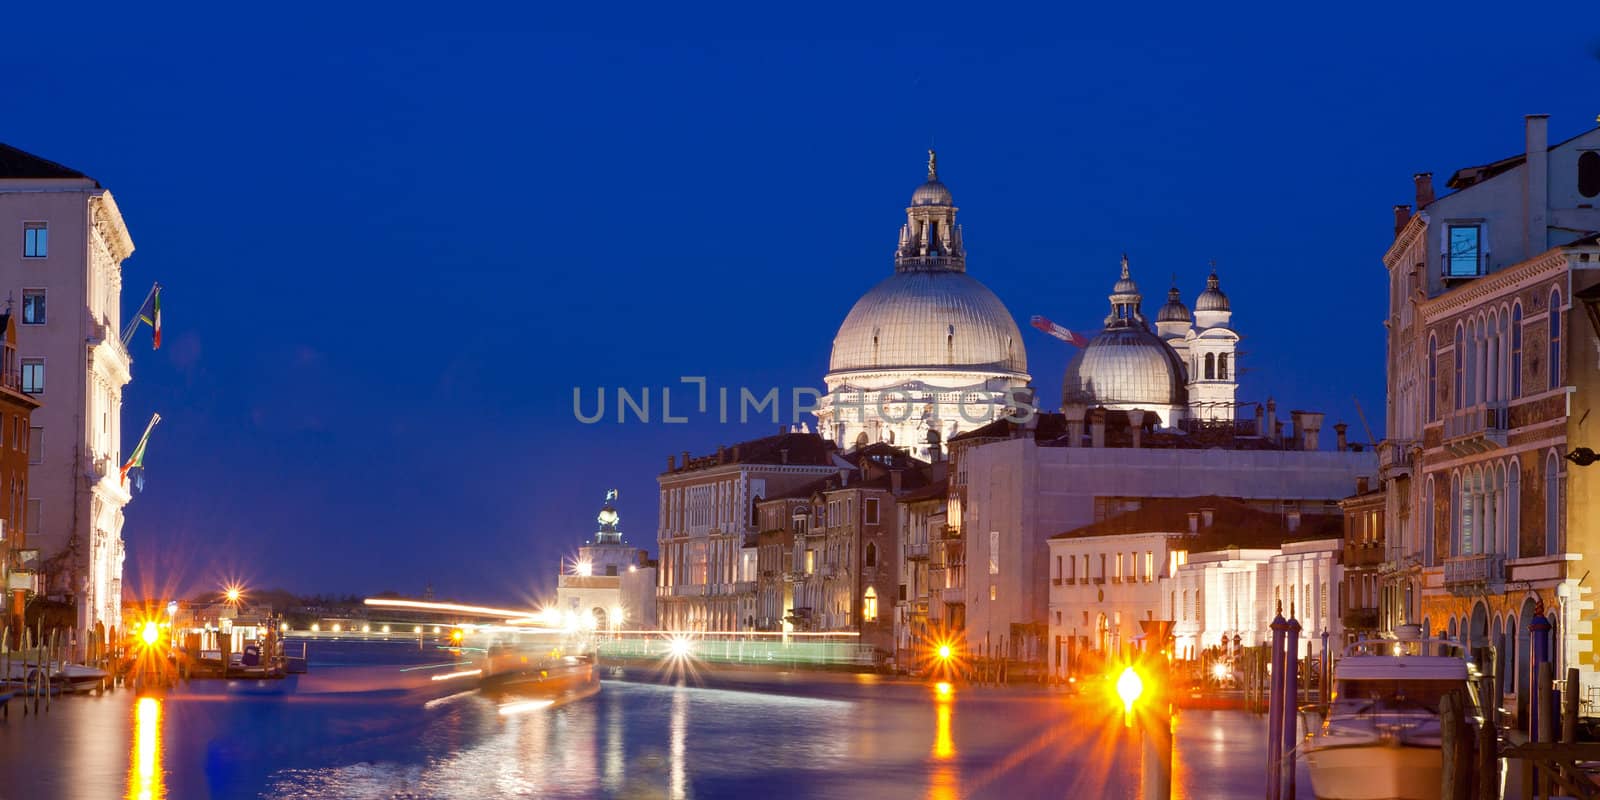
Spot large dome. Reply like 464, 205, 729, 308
829, 270, 1027, 374
1062, 327, 1187, 408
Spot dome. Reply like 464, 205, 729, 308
1157, 286, 1191, 323
1195, 270, 1230, 312
829, 270, 1027, 374
911, 179, 953, 207
1062, 327, 1187, 408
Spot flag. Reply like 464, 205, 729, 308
139, 288, 162, 350
121, 413, 162, 487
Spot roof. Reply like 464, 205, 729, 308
1444, 126, 1594, 191
0, 143, 93, 182
1049, 495, 1341, 551
760, 476, 835, 503
665, 431, 837, 474
896, 477, 949, 504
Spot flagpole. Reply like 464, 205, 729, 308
120, 282, 162, 348
121, 413, 162, 485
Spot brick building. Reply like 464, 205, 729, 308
0, 313, 40, 637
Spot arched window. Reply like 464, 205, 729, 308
1218, 353, 1230, 380
1511, 304, 1523, 398
1465, 319, 1477, 407
1449, 471, 1461, 556
1460, 470, 1476, 556
1428, 335, 1438, 422
1507, 461, 1520, 558
1549, 289, 1562, 390
1580, 150, 1600, 198
1424, 475, 1437, 566
864, 542, 877, 568
1454, 325, 1464, 410
1546, 451, 1562, 555
1204, 353, 1216, 380
862, 586, 878, 622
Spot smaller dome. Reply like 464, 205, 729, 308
912, 180, 953, 207
1062, 327, 1187, 409
1157, 286, 1191, 323
1111, 254, 1138, 295
1195, 270, 1230, 312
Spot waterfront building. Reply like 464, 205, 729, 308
1337, 479, 1385, 641
753, 488, 818, 632
657, 431, 844, 631
1375, 113, 1600, 716
0, 313, 40, 638
1046, 495, 1341, 673
555, 490, 656, 630
0, 144, 137, 648
894, 472, 949, 668
952, 406, 1374, 669
816, 152, 1031, 462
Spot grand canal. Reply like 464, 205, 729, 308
0, 640, 1308, 798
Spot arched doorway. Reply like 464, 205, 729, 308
1470, 603, 1489, 660
592, 607, 608, 630
1517, 597, 1538, 724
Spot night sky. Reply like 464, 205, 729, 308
6, 7, 1597, 605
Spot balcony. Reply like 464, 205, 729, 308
940, 587, 964, 605
1051, 578, 1062, 586
1343, 541, 1384, 567
1378, 439, 1416, 476
1442, 405, 1508, 454
940, 525, 962, 539
733, 581, 756, 594
1092, 577, 1106, 585
1443, 553, 1505, 593
1342, 608, 1380, 631
905, 541, 930, 561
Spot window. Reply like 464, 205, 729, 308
1218, 353, 1230, 380
1446, 224, 1481, 276
22, 222, 46, 258
1424, 476, 1436, 566
1549, 289, 1562, 390
20, 360, 43, 395
21, 290, 44, 325
1507, 463, 1520, 556
1546, 452, 1561, 555
864, 498, 879, 525
1580, 151, 1600, 199
862, 587, 878, 622
1204, 352, 1215, 379
1428, 335, 1438, 422
1114, 553, 1123, 581
26, 499, 39, 536
864, 542, 877, 568
1453, 326, 1464, 410
1054, 555, 1062, 581
989, 530, 999, 574
989, 585, 996, 601
27, 426, 38, 464
1144, 551, 1154, 582
805, 550, 815, 573
1510, 305, 1523, 398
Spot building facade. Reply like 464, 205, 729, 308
1337, 480, 1385, 641
0, 313, 40, 638
555, 490, 656, 630
816, 152, 1031, 462
0, 144, 137, 647
1375, 113, 1600, 718
657, 431, 843, 631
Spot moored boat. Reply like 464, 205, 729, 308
1303, 625, 1482, 800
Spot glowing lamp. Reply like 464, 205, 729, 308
1116, 666, 1144, 718
331, 623, 342, 633
361, 624, 371, 633
1211, 662, 1229, 681
382, 625, 391, 634
141, 621, 159, 646
937, 644, 953, 661
669, 637, 693, 658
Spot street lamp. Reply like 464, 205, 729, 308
1566, 447, 1597, 467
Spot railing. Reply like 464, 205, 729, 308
1443, 553, 1505, 588
940, 525, 962, 539
905, 541, 930, 560
940, 587, 964, 604
733, 581, 756, 594
1092, 577, 1106, 585
598, 634, 876, 668
1341, 608, 1380, 630
1444, 405, 1508, 442
1343, 541, 1384, 566
1378, 439, 1417, 472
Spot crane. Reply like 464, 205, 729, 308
1029, 315, 1090, 348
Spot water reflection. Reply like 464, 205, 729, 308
670, 686, 688, 800
129, 696, 165, 800
928, 690, 959, 800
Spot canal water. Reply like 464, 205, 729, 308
0, 640, 1312, 798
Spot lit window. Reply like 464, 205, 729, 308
1144, 552, 1154, 582
989, 585, 996, 601
21, 290, 44, 325
863, 587, 878, 621
1446, 225, 1481, 277
22, 223, 46, 258
20, 360, 43, 395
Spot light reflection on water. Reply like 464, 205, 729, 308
0, 641, 1315, 799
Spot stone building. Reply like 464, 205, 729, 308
0, 143, 138, 648
1375, 113, 1600, 718
657, 431, 843, 631
1337, 479, 1385, 641
555, 490, 656, 630
894, 473, 949, 667
0, 313, 40, 638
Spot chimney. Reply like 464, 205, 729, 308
1088, 408, 1107, 449
1265, 399, 1277, 442
1254, 403, 1265, 436
1334, 423, 1349, 452
1187, 512, 1200, 534
1062, 403, 1087, 447
717, 445, 727, 463
667, 455, 676, 471
1525, 114, 1550, 259
1127, 409, 1146, 449
1413, 172, 1434, 209
1357, 476, 1370, 494
1274, 421, 1284, 442
681, 450, 690, 469
1200, 508, 1215, 528
732, 445, 741, 462
779, 424, 788, 436
1287, 510, 1301, 532
1393, 204, 1412, 236
1293, 411, 1325, 451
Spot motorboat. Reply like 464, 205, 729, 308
1302, 625, 1481, 800
4, 660, 109, 692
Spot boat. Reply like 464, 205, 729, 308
1302, 625, 1482, 800
3, 660, 108, 692
475, 628, 600, 705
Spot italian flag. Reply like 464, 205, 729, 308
121, 413, 161, 485
140, 288, 162, 350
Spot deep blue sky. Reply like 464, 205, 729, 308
7, 7, 1597, 605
